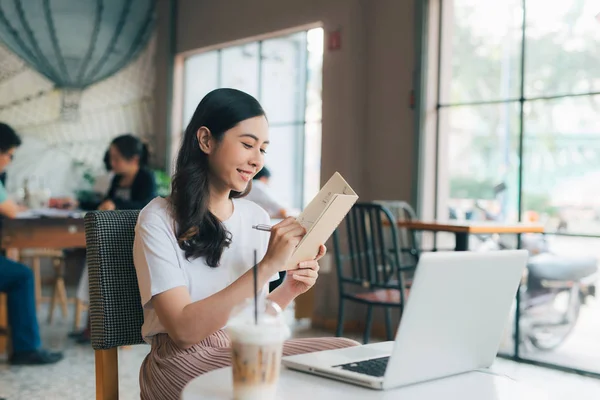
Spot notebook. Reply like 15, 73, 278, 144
284, 172, 358, 270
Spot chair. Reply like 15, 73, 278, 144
373, 200, 421, 267
20, 249, 89, 330
20, 248, 68, 320
333, 203, 414, 344
84, 210, 144, 400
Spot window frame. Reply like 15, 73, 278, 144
418, 0, 600, 377
170, 24, 323, 209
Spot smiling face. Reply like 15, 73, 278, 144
198, 115, 270, 194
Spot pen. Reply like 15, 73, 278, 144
252, 224, 272, 232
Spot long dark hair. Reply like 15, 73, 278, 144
102, 149, 112, 172
111, 134, 149, 167
171, 88, 266, 267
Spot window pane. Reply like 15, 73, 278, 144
265, 124, 304, 208
525, 0, 600, 98
303, 122, 322, 206
440, 103, 520, 224
260, 32, 306, 124
498, 301, 517, 357
177, 30, 322, 211
221, 43, 259, 98
522, 95, 600, 234
518, 235, 600, 374
305, 28, 323, 123
440, 0, 522, 104
183, 51, 218, 126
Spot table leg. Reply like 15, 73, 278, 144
0, 248, 18, 356
454, 233, 469, 251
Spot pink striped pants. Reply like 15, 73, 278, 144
139, 330, 359, 400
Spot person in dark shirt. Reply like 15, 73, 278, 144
60, 134, 157, 211
101, 134, 156, 210
74, 134, 156, 211
71, 134, 157, 342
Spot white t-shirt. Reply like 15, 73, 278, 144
245, 180, 285, 217
133, 197, 278, 342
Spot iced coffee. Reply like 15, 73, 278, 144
226, 299, 290, 400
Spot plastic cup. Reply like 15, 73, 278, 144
226, 299, 290, 400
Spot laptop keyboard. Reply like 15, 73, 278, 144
333, 356, 390, 377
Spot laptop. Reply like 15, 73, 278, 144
283, 250, 528, 390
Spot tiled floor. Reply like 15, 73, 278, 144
0, 302, 146, 400
1, 304, 600, 399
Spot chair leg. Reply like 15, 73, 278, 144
32, 257, 42, 312
336, 298, 345, 337
364, 305, 373, 344
74, 299, 86, 331
54, 258, 69, 318
95, 348, 119, 400
57, 277, 68, 318
48, 280, 58, 324
384, 308, 393, 340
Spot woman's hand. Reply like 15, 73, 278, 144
98, 199, 116, 211
261, 217, 306, 272
314, 244, 326, 261
279, 244, 326, 297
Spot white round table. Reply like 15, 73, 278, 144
182, 366, 550, 400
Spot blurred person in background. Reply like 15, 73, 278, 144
0, 122, 63, 365
69, 134, 158, 343
245, 166, 288, 219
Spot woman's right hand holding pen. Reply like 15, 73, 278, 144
261, 217, 306, 272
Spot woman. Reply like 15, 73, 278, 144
134, 88, 357, 399
65, 134, 156, 211
96, 134, 156, 210
72, 134, 157, 342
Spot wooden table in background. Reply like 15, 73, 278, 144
397, 221, 545, 251
0, 217, 86, 356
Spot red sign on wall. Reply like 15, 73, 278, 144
328, 30, 341, 51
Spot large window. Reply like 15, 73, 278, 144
178, 28, 324, 209
428, 0, 600, 375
